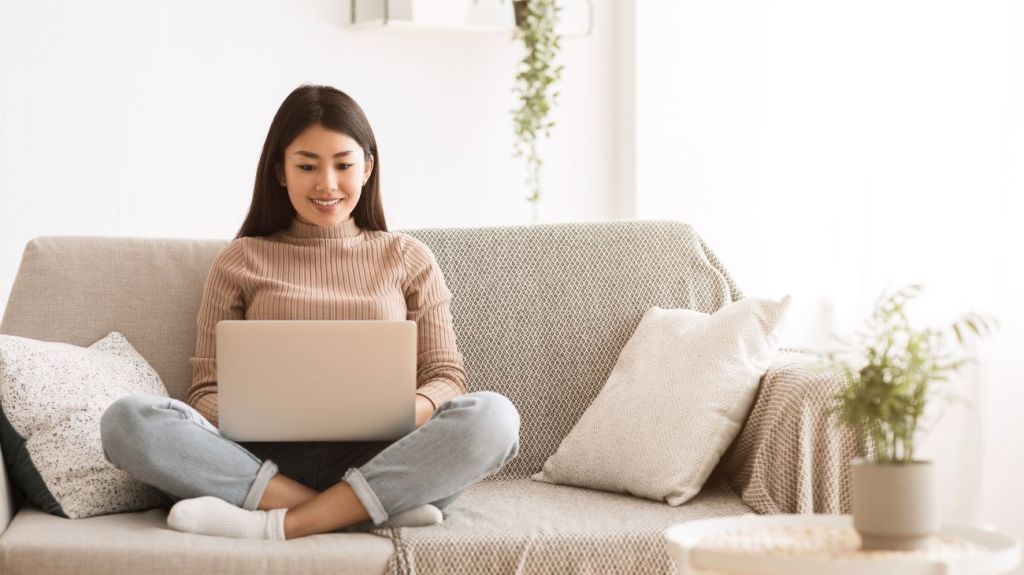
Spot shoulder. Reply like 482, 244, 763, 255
215, 237, 248, 259
392, 232, 435, 258
208, 238, 249, 274
221, 236, 248, 252
358, 230, 434, 258
391, 233, 445, 288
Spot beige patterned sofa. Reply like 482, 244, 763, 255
0, 220, 860, 575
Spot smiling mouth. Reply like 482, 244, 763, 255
310, 197, 343, 206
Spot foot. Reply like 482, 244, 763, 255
167, 496, 287, 540
378, 503, 443, 528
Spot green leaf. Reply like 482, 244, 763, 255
823, 282, 997, 459
511, 0, 563, 208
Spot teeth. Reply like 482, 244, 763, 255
312, 198, 342, 206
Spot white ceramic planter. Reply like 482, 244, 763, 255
850, 458, 939, 551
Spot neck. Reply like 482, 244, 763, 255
285, 216, 362, 239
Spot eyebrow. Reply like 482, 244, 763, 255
292, 150, 354, 159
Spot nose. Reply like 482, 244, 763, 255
320, 169, 338, 191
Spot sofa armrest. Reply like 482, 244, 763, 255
0, 435, 13, 536
719, 349, 866, 514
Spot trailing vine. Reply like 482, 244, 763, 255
512, 0, 564, 223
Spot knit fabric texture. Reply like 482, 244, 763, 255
186, 216, 467, 427
364, 220, 862, 575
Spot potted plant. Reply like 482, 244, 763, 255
511, 0, 564, 224
814, 283, 998, 550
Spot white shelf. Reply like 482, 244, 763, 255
349, 0, 593, 37
348, 20, 518, 35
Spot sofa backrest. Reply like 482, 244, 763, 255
0, 220, 742, 482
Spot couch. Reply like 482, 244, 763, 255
0, 219, 861, 575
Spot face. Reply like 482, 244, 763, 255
276, 123, 374, 226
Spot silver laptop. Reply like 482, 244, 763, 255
215, 320, 417, 442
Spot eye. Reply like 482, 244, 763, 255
298, 164, 315, 171
336, 163, 353, 170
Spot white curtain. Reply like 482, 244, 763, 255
635, 0, 1024, 543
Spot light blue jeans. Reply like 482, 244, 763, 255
99, 391, 520, 529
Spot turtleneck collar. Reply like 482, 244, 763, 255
285, 216, 363, 240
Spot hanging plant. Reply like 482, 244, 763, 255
511, 0, 564, 223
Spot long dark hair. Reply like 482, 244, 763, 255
235, 84, 387, 238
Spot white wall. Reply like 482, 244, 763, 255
637, 0, 1024, 563
0, 0, 630, 314
7, 0, 1021, 559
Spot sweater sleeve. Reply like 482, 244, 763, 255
186, 239, 248, 427
401, 235, 468, 410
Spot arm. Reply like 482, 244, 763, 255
401, 236, 468, 412
415, 394, 436, 428
187, 240, 248, 428
719, 349, 867, 514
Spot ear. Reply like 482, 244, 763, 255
274, 163, 286, 187
363, 153, 374, 186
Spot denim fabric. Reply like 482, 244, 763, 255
99, 391, 520, 526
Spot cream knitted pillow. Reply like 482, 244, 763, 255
0, 331, 172, 518
531, 296, 791, 505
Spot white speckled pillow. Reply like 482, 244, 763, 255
531, 296, 791, 505
0, 331, 172, 518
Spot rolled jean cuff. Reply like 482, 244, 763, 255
242, 459, 279, 511
342, 467, 388, 525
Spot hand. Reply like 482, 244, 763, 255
415, 394, 436, 429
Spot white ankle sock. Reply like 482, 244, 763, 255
378, 504, 443, 528
167, 496, 287, 540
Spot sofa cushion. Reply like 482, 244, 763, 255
382, 476, 752, 574
0, 501, 395, 575
531, 296, 791, 505
0, 332, 171, 518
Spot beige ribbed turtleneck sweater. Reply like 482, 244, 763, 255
187, 216, 467, 428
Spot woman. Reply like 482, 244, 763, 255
99, 84, 521, 541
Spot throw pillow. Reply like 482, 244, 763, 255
0, 331, 172, 518
531, 295, 791, 505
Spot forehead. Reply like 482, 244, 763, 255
286, 124, 359, 152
